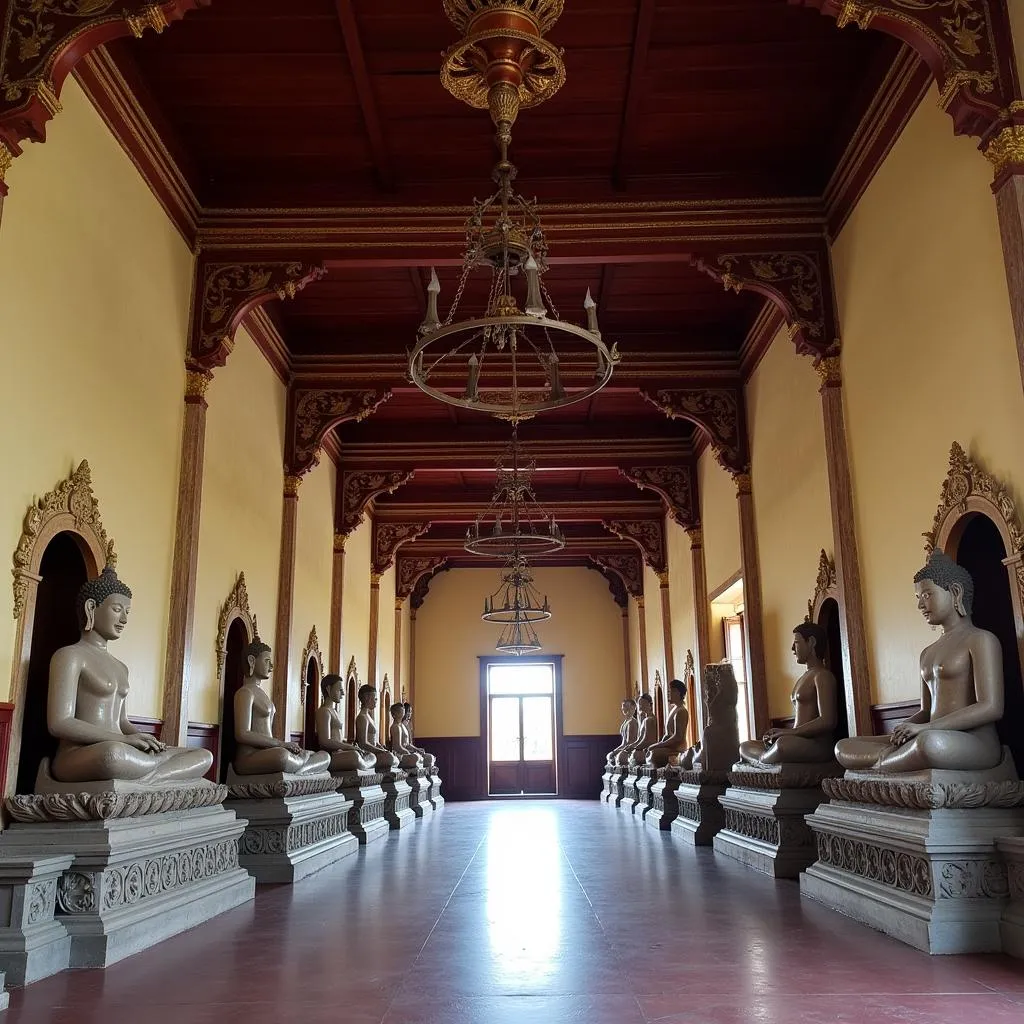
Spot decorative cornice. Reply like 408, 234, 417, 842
410, 561, 451, 610
589, 552, 644, 599
372, 520, 431, 577
338, 469, 415, 537
286, 387, 391, 476
396, 555, 448, 601
603, 519, 666, 575
585, 558, 630, 608
620, 464, 698, 528
642, 388, 749, 475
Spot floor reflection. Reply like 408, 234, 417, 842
484, 805, 563, 984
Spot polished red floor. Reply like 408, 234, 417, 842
9, 801, 1024, 1023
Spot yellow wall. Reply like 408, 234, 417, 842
288, 457, 336, 732
190, 326, 286, 724
834, 85, 1024, 705
401, 598, 412, 702
699, 449, 741, 662
375, 565, 397, 697
666, 519, 697, 679
644, 563, 667, 688
414, 567, 625, 737
0, 79, 192, 714
745, 328, 833, 716
341, 518, 372, 689
628, 595, 642, 691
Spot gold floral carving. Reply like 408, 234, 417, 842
686, 526, 703, 546
734, 473, 753, 495
289, 388, 391, 473
641, 389, 746, 475
396, 556, 447, 601
0, 141, 14, 184
807, 549, 837, 622
372, 521, 431, 576
984, 116, 1024, 177
604, 519, 666, 575
410, 561, 450, 610
184, 368, 213, 399
333, 532, 347, 553
620, 465, 697, 528
216, 572, 256, 685
924, 442, 1024, 555
346, 655, 360, 690
283, 475, 302, 498
126, 4, 168, 37
299, 625, 323, 707
13, 460, 114, 619
589, 552, 644, 599
684, 649, 695, 687
338, 469, 415, 537
815, 355, 842, 386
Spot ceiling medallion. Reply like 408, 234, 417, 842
465, 427, 564, 557
410, 0, 619, 424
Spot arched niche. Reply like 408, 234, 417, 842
300, 625, 323, 750
7, 461, 114, 796
806, 549, 850, 742
653, 669, 665, 738
925, 443, 1024, 773
380, 672, 391, 746
215, 573, 257, 782
345, 656, 360, 740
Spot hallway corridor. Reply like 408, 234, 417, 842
11, 801, 1024, 1024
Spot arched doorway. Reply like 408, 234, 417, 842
380, 675, 391, 748
345, 657, 359, 739
817, 596, 849, 743
17, 532, 89, 793
219, 617, 248, 783
953, 514, 1023, 773
653, 671, 665, 738
303, 656, 320, 750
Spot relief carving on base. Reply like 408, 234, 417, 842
815, 832, 933, 898
5, 784, 227, 823
823, 776, 1024, 809
227, 775, 339, 800
723, 807, 780, 846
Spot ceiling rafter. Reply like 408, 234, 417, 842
612, 0, 657, 191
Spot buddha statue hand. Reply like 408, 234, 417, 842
127, 733, 165, 754
283, 741, 303, 755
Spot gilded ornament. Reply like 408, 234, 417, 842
641, 389, 745, 475
0, 141, 14, 183
339, 469, 415, 536
983, 122, 1024, 177
733, 472, 753, 495
621, 466, 695, 527
216, 573, 255, 684
807, 549, 837, 621
815, 355, 842, 386
283, 475, 302, 497
685, 526, 703, 546
589, 553, 643, 598
372, 521, 431, 576
836, 1, 874, 30
126, 4, 168, 37
684, 649, 695, 685
291, 389, 391, 471
299, 625, 322, 706
184, 369, 213, 399
396, 556, 447, 600
333, 532, 347, 553
604, 519, 666, 575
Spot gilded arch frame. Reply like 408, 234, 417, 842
299, 625, 323, 708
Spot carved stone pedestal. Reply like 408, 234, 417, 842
646, 767, 682, 831
997, 837, 1024, 958
380, 771, 415, 830
601, 764, 623, 803
226, 771, 357, 883
635, 767, 657, 819
332, 769, 388, 846
802, 763, 1024, 954
406, 768, 434, 819
0, 853, 73, 985
714, 763, 842, 878
426, 770, 444, 810
619, 767, 640, 812
0, 782, 253, 973
671, 770, 729, 846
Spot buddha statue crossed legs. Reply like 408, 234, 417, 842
316, 674, 375, 772
46, 566, 212, 786
402, 703, 436, 770
646, 680, 690, 768
354, 684, 399, 771
606, 698, 638, 765
836, 551, 1004, 774
232, 638, 330, 776
389, 704, 424, 770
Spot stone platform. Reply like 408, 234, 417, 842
671, 769, 730, 846
635, 767, 657, 820
0, 779, 253, 978
332, 769, 389, 845
406, 768, 433, 819
998, 836, 1024, 958
426, 770, 444, 810
802, 758, 1024, 954
600, 766, 617, 802
226, 770, 358, 884
380, 770, 415, 830
646, 767, 682, 831
714, 762, 842, 878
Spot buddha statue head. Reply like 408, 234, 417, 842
403, 701, 412, 723
358, 683, 377, 710
792, 621, 827, 666
621, 697, 637, 718
638, 693, 653, 717
245, 637, 273, 680
321, 673, 344, 705
390, 703, 405, 722
77, 565, 133, 639
668, 679, 687, 706
913, 550, 974, 625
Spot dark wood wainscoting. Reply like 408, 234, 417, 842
870, 700, 917, 735
562, 734, 621, 799
129, 716, 163, 738
418, 736, 486, 801
187, 722, 220, 782
0, 703, 13, 794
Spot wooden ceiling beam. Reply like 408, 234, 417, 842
333, 0, 394, 191
612, 0, 657, 191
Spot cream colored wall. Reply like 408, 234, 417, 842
375, 565, 397, 698
644, 563, 667, 689
0, 79, 192, 714
699, 449, 741, 662
189, 326, 286, 724
401, 599, 412, 701
288, 458, 335, 732
341, 518, 372, 688
414, 567, 625, 737
628, 595, 642, 691
666, 519, 697, 678
834, 85, 1024, 705
745, 328, 833, 716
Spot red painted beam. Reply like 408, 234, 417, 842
612, 0, 657, 191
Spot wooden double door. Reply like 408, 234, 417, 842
487, 662, 557, 795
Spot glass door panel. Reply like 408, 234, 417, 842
490, 696, 522, 761
521, 696, 553, 761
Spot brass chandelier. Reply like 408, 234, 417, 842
485, 552, 550, 655
409, 0, 619, 424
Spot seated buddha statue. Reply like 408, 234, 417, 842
354, 684, 399, 771
624, 693, 658, 766
402, 703, 436, 770
738, 622, 838, 768
646, 679, 690, 768
606, 698, 638, 765
45, 566, 213, 785
388, 704, 424, 770
232, 638, 330, 776
315, 673, 375, 772
836, 551, 1004, 774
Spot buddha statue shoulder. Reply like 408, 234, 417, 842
354, 685, 399, 771
232, 638, 330, 777
626, 694, 657, 766
45, 566, 212, 787
402, 703, 436, 770
388, 704, 423, 770
607, 698, 638, 765
646, 680, 690, 768
315, 674, 375, 772
738, 622, 838, 768
836, 551, 1005, 774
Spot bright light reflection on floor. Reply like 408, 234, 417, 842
485, 807, 562, 983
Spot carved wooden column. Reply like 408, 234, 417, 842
989, 142, 1024, 398
816, 356, 873, 735
636, 594, 650, 693
328, 533, 345, 675
161, 367, 212, 745
686, 525, 711, 729
409, 609, 418, 704
658, 571, 675, 681
367, 573, 381, 688
393, 598, 403, 699
271, 474, 301, 739
734, 472, 769, 737
621, 608, 632, 698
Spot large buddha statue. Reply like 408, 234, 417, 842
624, 693, 658, 765
354, 684, 399, 771
232, 638, 330, 776
646, 680, 690, 768
388, 704, 424, 770
402, 703, 436, 770
606, 698, 638, 765
315, 673, 375, 772
45, 566, 213, 786
836, 551, 1004, 774
738, 622, 838, 767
